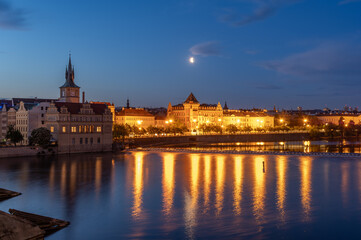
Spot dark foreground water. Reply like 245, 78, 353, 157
1, 152, 361, 239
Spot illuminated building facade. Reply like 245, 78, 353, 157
223, 110, 274, 128
167, 93, 274, 131
316, 114, 361, 125
167, 93, 223, 130
115, 108, 155, 128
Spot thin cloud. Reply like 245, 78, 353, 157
255, 83, 282, 90
0, 0, 26, 30
220, 0, 300, 27
190, 41, 221, 56
339, 0, 361, 5
260, 41, 361, 85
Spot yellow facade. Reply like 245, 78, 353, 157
167, 93, 223, 131
316, 115, 361, 125
167, 93, 274, 131
223, 110, 274, 129
115, 108, 155, 128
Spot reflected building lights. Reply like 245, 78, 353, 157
300, 157, 312, 221
215, 155, 225, 215
95, 158, 102, 196
203, 155, 212, 211
61, 162, 67, 197
70, 161, 77, 197
341, 162, 350, 205
253, 156, 265, 222
276, 156, 287, 222
184, 154, 200, 239
132, 152, 144, 219
233, 156, 243, 215
162, 153, 175, 216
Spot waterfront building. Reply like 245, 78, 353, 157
167, 93, 223, 131
316, 114, 361, 125
223, 110, 274, 129
45, 102, 113, 153
167, 93, 274, 132
15, 102, 29, 145
115, 107, 155, 128
90, 102, 115, 123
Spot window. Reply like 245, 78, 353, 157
89, 126, 93, 133
96, 126, 102, 132
97, 137, 100, 144
85, 138, 88, 144
41, 107, 43, 110
71, 126, 77, 133
72, 138, 75, 145
41, 121, 44, 125
41, 114, 44, 117
80, 138, 83, 144
84, 126, 87, 133
79, 126, 82, 133
62, 126, 66, 133
50, 126, 54, 133
90, 137, 93, 144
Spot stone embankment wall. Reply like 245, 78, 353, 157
130, 133, 310, 147
0, 146, 56, 159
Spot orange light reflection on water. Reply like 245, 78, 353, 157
233, 156, 243, 215
276, 156, 287, 222
132, 152, 144, 220
215, 155, 225, 215
253, 156, 265, 222
162, 153, 175, 216
300, 157, 312, 221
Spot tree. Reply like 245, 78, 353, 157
29, 127, 52, 148
113, 124, 129, 142
226, 124, 238, 134
5, 125, 23, 147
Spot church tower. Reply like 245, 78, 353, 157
59, 55, 80, 103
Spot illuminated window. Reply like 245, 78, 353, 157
96, 126, 102, 132
50, 126, 54, 133
71, 126, 77, 133
79, 126, 82, 133
84, 126, 87, 133
62, 126, 66, 133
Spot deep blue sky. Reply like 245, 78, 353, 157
1, 0, 361, 109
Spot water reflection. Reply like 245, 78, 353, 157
215, 155, 225, 215
233, 156, 243, 215
132, 152, 144, 220
162, 153, 175, 216
203, 155, 212, 212
300, 157, 312, 221
184, 154, 200, 239
253, 156, 266, 222
276, 156, 287, 222
1, 152, 361, 239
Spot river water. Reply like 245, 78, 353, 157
1, 151, 361, 239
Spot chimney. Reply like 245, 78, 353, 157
82, 91, 85, 104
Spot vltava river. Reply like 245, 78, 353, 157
1, 152, 361, 239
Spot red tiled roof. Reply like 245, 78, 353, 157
54, 102, 108, 115
115, 108, 154, 117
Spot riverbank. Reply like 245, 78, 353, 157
130, 147, 361, 158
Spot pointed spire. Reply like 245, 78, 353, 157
184, 92, 199, 103
126, 98, 130, 108
223, 101, 228, 110
60, 54, 79, 88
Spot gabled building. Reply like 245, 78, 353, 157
167, 93, 223, 131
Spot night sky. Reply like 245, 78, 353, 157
1, 0, 361, 110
